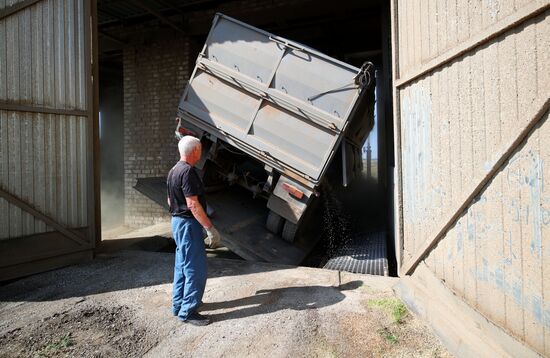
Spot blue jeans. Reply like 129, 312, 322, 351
171, 216, 207, 320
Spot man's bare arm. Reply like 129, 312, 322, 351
185, 196, 213, 229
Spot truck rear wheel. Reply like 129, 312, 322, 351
282, 220, 298, 243
266, 211, 285, 235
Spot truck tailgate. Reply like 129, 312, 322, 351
177, 13, 368, 185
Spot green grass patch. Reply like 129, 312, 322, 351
378, 327, 398, 344
367, 297, 408, 324
38, 333, 74, 357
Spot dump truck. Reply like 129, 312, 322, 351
173, 13, 375, 241
135, 13, 375, 263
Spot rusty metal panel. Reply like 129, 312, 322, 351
7, 114, 23, 237
0, 0, 91, 240
456, 0, 469, 42
20, 113, 34, 236
405, 0, 414, 73
396, 0, 541, 79
393, 0, 550, 355
0, 111, 7, 240
541, 111, 550, 351
31, 3, 45, 234
398, 11, 549, 258
400, 79, 434, 256
13, 0, 82, 111
0, 3, 7, 239
393, 0, 550, 354
76, 0, 88, 227
32, 113, 47, 233
427, 0, 437, 59
43, 0, 56, 231
427, 114, 549, 353
0, 0, 96, 280
1, 0, 31, 9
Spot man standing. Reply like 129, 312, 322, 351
167, 136, 221, 326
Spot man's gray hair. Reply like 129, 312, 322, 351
178, 136, 201, 157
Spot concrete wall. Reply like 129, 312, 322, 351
393, 0, 549, 355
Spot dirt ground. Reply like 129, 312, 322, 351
0, 250, 450, 357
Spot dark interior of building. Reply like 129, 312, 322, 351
97, 0, 395, 274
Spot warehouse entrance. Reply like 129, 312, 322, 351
97, 0, 395, 275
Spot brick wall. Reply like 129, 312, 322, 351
120, 0, 292, 228
123, 35, 189, 227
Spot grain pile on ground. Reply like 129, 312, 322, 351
0, 251, 449, 357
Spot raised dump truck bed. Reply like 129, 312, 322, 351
175, 13, 375, 243
178, 13, 372, 184
136, 13, 377, 265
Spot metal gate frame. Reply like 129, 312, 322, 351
390, 0, 550, 276
0, 0, 100, 281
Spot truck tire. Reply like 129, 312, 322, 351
266, 211, 285, 235
282, 220, 298, 243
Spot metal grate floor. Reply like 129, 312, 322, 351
323, 231, 388, 276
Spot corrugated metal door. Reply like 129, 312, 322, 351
391, 0, 549, 355
0, 0, 98, 280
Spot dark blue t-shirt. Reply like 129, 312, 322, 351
167, 161, 207, 218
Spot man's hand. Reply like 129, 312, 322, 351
205, 226, 222, 249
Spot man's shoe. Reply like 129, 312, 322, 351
182, 312, 210, 326
173, 302, 203, 317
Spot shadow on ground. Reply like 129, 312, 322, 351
203, 280, 363, 323
0, 251, 295, 302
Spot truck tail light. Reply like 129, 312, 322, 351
282, 182, 304, 200
178, 126, 196, 137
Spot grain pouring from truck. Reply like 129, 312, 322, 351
174, 13, 375, 243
